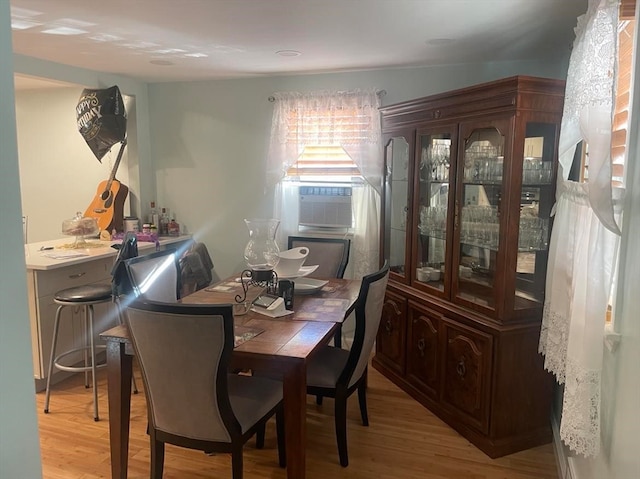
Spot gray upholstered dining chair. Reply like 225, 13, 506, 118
125, 300, 286, 479
124, 248, 181, 303
287, 236, 351, 279
306, 261, 389, 467
288, 236, 352, 347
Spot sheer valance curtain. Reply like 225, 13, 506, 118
538, 0, 624, 458
267, 89, 383, 279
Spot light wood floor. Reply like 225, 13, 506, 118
36, 365, 559, 479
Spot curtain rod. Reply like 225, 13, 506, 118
268, 89, 387, 102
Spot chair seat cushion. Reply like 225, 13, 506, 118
54, 283, 113, 302
228, 374, 283, 434
307, 346, 350, 389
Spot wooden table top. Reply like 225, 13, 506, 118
101, 277, 361, 361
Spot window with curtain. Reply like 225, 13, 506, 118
267, 89, 383, 279
579, 8, 635, 187
538, 0, 634, 458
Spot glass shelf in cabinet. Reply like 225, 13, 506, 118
462, 179, 503, 186
521, 179, 554, 186
459, 239, 499, 252
517, 245, 549, 253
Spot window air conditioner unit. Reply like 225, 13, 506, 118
298, 186, 352, 228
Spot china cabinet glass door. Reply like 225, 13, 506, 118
415, 128, 455, 294
384, 134, 412, 282
514, 122, 557, 309
453, 122, 508, 311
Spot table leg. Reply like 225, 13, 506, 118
106, 340, 133, 479
283, 360, 306, 479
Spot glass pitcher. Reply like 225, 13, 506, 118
243, 218, 280, 273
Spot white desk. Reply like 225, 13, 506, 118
25, 235, 191, 386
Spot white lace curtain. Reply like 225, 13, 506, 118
538, 0, 623, 457
268, 89, 383, 278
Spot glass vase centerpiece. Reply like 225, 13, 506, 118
236, 218, 281, 304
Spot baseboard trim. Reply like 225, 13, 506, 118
551, 414, 581, 479
552, 414, 570, 479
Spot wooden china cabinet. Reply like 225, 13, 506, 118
373, 76, 565, 457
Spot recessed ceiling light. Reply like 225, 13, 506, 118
11, 19, 41, 30
41, 26, 87, 35
276, 50, 301, 57
150, 59, 174, 66
10, 7, 42, 18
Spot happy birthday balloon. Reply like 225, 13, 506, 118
76, 85, 127, 161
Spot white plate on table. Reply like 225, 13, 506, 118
293, 277, 328, 295
275, 264, 319, 280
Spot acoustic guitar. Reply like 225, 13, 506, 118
84, 139, 129, 233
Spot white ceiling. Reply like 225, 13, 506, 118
11, 0, 587, 88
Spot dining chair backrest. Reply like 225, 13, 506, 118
124, 248, 181, 303
341, 262, 389, 389
287, 236, 351, 278
125, 300, 237, 443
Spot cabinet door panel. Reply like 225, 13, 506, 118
376, 290, 407, 376
414, 126, 457, 298
407, 302, 441, 399
453, 118, 511, 316
383, 132, 415, 284
514, 121, 558, 311
442, 320, 493, 433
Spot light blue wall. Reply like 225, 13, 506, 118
0, 1, 43, 477
148, 58, 567, 277
13, 54, 154, 221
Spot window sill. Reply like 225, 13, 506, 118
604, 323, 621, 352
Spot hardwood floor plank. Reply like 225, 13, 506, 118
36, 365, 558, 479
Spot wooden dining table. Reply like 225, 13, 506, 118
100, 275, 361, 479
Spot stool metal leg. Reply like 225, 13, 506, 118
43, 305, 64, 414
82, 308, 90, 388
87, 304, 99, 421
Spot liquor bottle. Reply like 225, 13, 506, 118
149, 201, 159, 228
168, 218, 180, 236
160, 208, 169, 235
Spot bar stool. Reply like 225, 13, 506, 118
43, 283, 113, 421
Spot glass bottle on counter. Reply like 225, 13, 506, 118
148, 201, 159, 228
168, 218, 180, 236
160, 208, 169, 235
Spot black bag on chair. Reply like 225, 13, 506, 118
180, 242, 215, 297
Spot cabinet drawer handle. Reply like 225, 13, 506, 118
417, 338, 426, 357
456, 357, 466, 378
384, 320, 393, 334
68, 272, 86, 279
